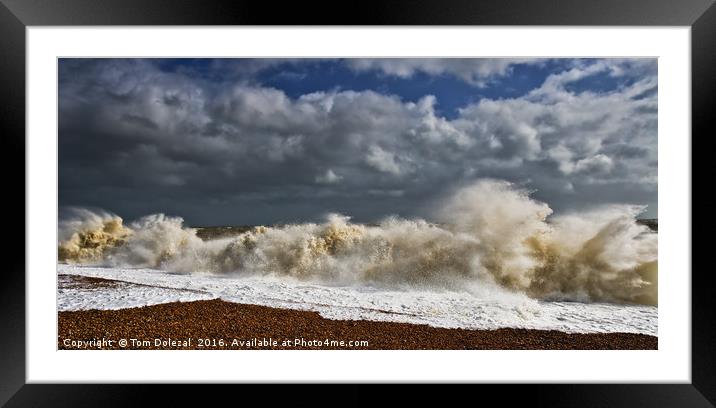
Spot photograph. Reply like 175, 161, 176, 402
56, 57, 658, 350
2, 0, 708, 402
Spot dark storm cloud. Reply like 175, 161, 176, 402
59, 58, 658, 225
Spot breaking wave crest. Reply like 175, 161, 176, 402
58, 180, 658, 305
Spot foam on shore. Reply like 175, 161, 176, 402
58, 264, 657, 335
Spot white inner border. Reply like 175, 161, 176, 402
27, 27, 691, 383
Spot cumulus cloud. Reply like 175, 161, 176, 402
365, 145, 404, 175
315, 169, 343, 184
346, 58, 540, 86
574, 154, 615, 175
59, 58, 657, 225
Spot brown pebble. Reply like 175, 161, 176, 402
58, 299, 657, 350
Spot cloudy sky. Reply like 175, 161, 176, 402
58, 58, 657, 226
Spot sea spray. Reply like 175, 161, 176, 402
58, 208, 133, 263
58, 180, 657, 305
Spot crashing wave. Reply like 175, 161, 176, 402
58, 180, 657, 305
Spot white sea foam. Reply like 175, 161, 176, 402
58, 274, 215, 310
58, 264, 657, 335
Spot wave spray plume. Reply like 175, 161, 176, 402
58, 180, 657, 305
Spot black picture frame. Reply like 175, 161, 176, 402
1, 0, 711, 405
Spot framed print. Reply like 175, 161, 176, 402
2, 0, 712, 405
